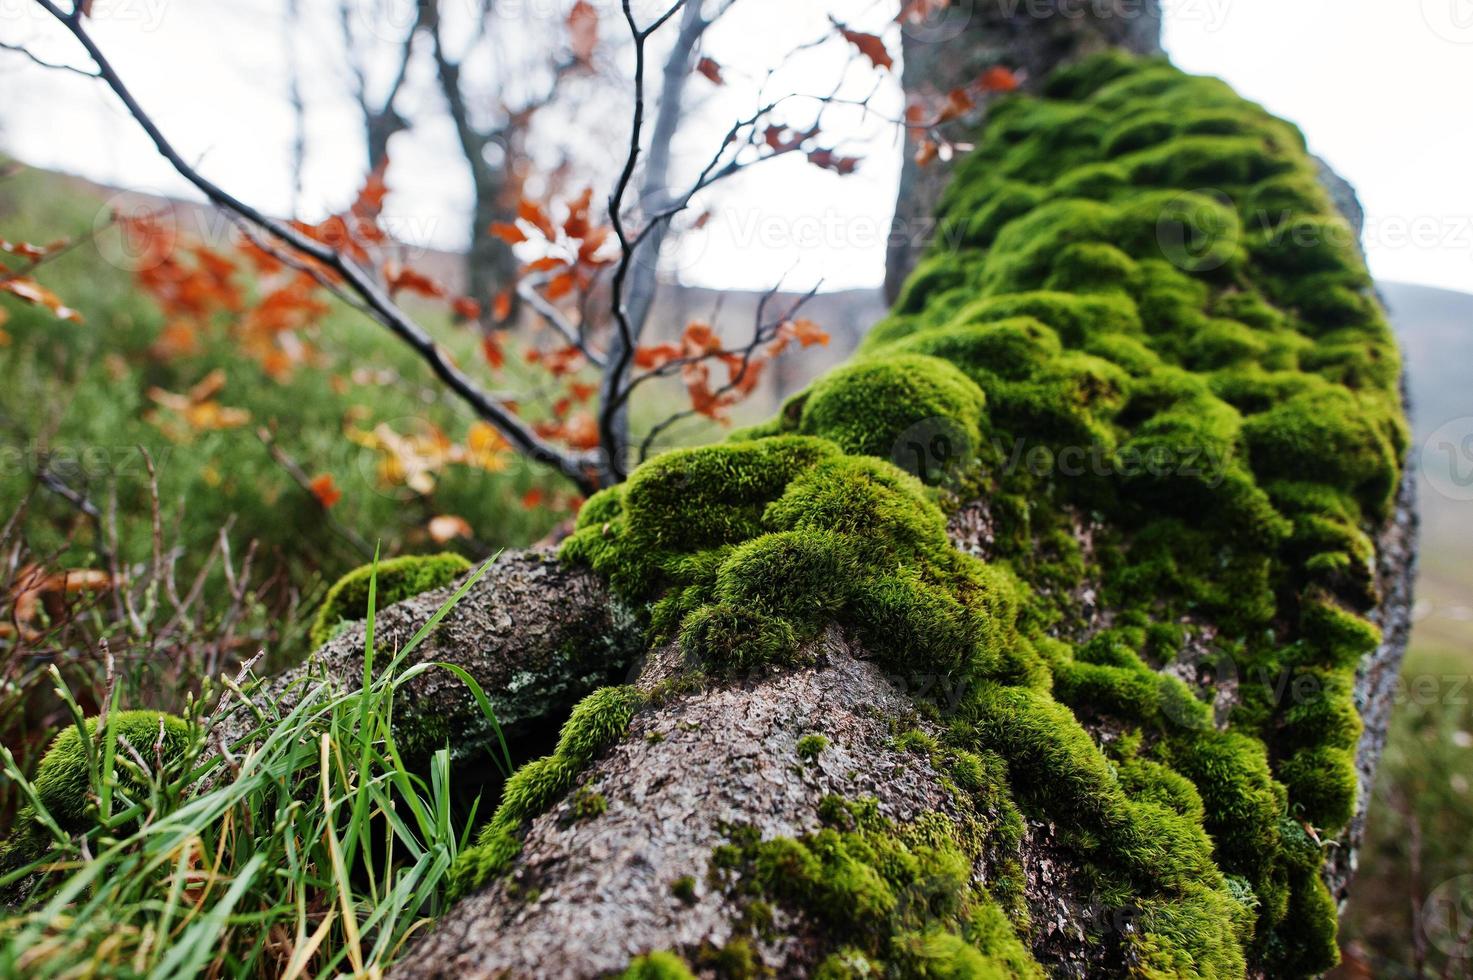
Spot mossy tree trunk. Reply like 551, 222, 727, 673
236, 33, 1416, 980
885, 0, 1163, 303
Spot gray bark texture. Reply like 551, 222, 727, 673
216, 551, 643, 761
884, 0, 1163, 302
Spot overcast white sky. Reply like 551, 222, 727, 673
2, 0, 1470, 296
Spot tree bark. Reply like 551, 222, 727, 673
884, 0, 1163, 303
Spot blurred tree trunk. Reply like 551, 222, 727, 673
884, 0, 1163, 302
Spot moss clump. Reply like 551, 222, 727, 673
709, 800, 1041, 978
450, 685, 644, 895
796, 734, 829, 761
309, 552, 472, 648
671, 875, 698, 904
547, 53, 1406, 976
2, 711, 193, 872
618, 951, 698, 979
570, 788, 608, 821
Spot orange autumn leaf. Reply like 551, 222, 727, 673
492, 289, 513, 322
489, 221, 527, 244
778, 317, 830, 348
561, 410, 600, 450
835, 23, 893, 71
806, 149, 861, 175
980, 65, 1020, 93
1, 276, 82, 322
914, 139, 939, 167
576, 226, 612, 264
634, 342, 682, 370
545, 270, 577, 300
524, 255, 568, 275
563, 187, 594, 240
517, 198, 558, 240
384, 263, 444, 298
451, 295, 482, 320
481, 333, 505, 369
937, 87, 974, 124
521, 488, 545, 510
309, 473, 343, 509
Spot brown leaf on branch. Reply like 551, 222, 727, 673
806, 149, 861, 175
1, 276, 83, 322
634, 341, 682, 370
563, 187, 594, 240
695, 56, 723, 85
1, 238, 65, 262
776, 317, 830, 350
937, 87, 974, 124
518, 199, 558, 240
384, 263, 444, 299
489, 222, 528, 245
834, 22, 893, 71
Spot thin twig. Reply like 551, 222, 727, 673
31, 0, 596, 492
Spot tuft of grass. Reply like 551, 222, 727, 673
0, 556, 507, 978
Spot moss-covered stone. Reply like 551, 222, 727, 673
309, 552, 472, 648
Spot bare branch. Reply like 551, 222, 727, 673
0, 38, 97, 78
30, 0, 597, 493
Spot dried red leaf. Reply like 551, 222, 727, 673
835, 23, 893, 71
695, 56, 724, 85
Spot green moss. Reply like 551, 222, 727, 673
619, 951, 698, 980
795, 354, 986, 471
544, 53, 1403, 978
671, 875, 698, 904
571, 788, 608, 821
710, 803, 1039, 977
3, 711, 194, 872
36, 711, 191, 826
796, 734, 829, 761
450, 685, 645, 895
309, 551, 471, 648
